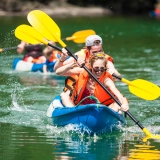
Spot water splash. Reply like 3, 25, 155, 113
10, 82, 26, 111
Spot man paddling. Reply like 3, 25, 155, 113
54, 35, 120, 77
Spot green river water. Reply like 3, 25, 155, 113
0, 14, 160, 160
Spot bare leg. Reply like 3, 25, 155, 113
60, 90, 75, 107
108, 102, 120, 112
26, 56, 34, 63
43, 64, 47, 73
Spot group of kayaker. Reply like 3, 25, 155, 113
17, 40, 60, 73
17, 35, 129, 113
54, 35, 129, 113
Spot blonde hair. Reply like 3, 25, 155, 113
89, 52, 107, 68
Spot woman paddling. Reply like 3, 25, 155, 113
56, 52, 129, 112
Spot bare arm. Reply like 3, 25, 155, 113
54, 48, 76, 71
107, 61, 121, 77
62, 51, 81, 65
17, 41, 27, 54
60, 90, 75, 107
104, 77, 129, 111
104, 78, 123, 101
56, 61, 84, 76
54, 50, 82, 72
54, 58, 65, 72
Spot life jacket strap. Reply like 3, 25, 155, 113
63, 76, 77, 96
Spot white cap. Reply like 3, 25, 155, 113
85, 35, 102, 46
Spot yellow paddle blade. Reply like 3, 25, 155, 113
27, 10, 60, 43
142, 128, 160, 142
15, 24, 48, 45
65, 29, 96, 43
122, 78, 160, 100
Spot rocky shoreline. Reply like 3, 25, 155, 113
0, 6, 113, 17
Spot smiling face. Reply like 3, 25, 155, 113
90, 54, 107, 78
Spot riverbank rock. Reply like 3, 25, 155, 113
0, 1, 113, 17
41, 6, 113, 17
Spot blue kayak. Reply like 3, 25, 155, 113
12, 58, 56, 72
46, 95, 126, 135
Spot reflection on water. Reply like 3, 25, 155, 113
129, 144, 160, 159
15, 72, 64, 87
0, 123, 128, 160
0, 123, 53, 160
1, 122, 160, 160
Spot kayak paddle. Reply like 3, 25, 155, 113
0, 46, 18, 52
15, 24, 160, 101
112, 74, 160, 100
1, 28, 95, 53
64, 29, 96, 43
27, 10, 160, 140
15, 24, 62, 52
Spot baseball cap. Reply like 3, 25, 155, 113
85, 35, 102, 46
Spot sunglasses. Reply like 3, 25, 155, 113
92, 67, 106, 73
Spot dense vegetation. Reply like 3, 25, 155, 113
0, 0, 157, 15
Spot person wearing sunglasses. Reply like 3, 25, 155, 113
56, 53, 129, 112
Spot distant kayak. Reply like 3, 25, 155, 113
149, 10, 160, 18
12, 58, 56, 72
46, 95, 126, 135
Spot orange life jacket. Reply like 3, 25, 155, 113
62, 49, 87, 94
63, 75, 79, 96
63, 49, 114, 96
78, 49, 114, 63
71, 70, 116, 106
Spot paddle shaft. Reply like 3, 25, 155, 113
48, 43, 62, 52
1, 43, 62, 54
4, 29, 92, 53
112, 73, 122, 80
0, 44, 44, 52
0, 46, 18, 52
65, 47, 145, 130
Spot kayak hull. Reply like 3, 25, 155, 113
47, 95, 126, 135
12, 58, 56, 72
